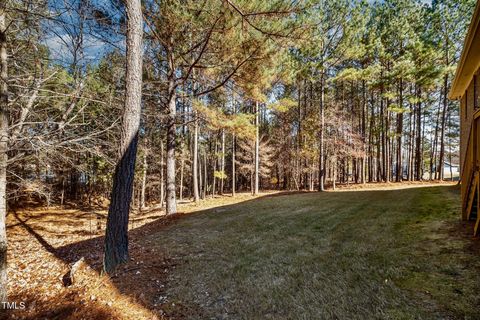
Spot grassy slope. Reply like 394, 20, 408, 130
147, 186, 480, 319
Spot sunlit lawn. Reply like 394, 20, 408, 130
148, 185, 480, 319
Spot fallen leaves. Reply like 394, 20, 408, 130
5, 193, 271, 319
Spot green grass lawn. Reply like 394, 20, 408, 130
147, 185, 480, 319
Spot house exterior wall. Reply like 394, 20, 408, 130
460, 76, 477, 174
448, 1, 480, 226
459, 74, 478, 216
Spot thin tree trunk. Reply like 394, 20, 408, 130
203, 152, 207, 199
420, 104, 426, 179
368, 91, 375, 182
308, 168, 315, 191
10, 66, 42, 144
438, 75, 449, 181
140, 153, 147, 210
382, 104, 386, 181
407, 96, 415, 181
448, 113, 454, 181
191, 66, 199, 202
192, 114, 200, 202
430, 97, 441, 180
61, 178, 65, 206
296, 80, 301, 189
250, 172, 254, 194
197, 145, 203, 198
212, 135, 218, 197
198, 139, 203, 199
361, 80, 367, 184
332, 157, 337, 191
415, 87, 422, 180
232, 130, 236, 197
254, 101, 260, 195
386, 102, 391, 182
0, 4, 8, 303
396, 78, 404, 182
166, 42, 177, 215
104, 0, 143, 273
376, 99, 382, 182
179, 152, 184, 202
318, 75, 325, 191
220, 129, 225, 195
231, 97, 237, 196
160, 142, 165, 208
408, 94, 415, 181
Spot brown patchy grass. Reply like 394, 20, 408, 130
3, 184, 480, 319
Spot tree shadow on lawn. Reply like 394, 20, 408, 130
10, 190, 313, 270
8, 185, 480, 319
8, 191, 309, 319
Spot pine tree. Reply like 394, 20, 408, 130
104, 0, 143, 273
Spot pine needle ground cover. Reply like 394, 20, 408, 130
5, 184, 480, 319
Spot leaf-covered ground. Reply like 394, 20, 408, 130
4, 183, 480, 319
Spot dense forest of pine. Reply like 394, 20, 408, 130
0, 0, 477, 297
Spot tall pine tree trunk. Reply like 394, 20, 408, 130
296, 80, 301, 189
231, 97, 236, 196
318, 75, 325, 191
160, 142, 165, 207
166, 42, 177, 215
220, 129, 225, 195
448, 114, 454, 181
430, 100, 441, 180
191, 69, 199, 203
203, 152, 207, 199
104, 0, 143, 273
212, 135, 218, 197
420, 107, 426, 179
368, 92, 375, 182
407, 99, 414, 181
438, 75, 448, 181
192, 114, 200, 202
415, 87, 422, 180
438, 39, 450, 181
380, 81, 386, 182
232, 130, 236, 197
396, 79, 404, 182
198, 135, 203, 198
385, 106, 391, 182
361, 80, 367, 184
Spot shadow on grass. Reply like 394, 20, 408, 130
8, 185, 480, 319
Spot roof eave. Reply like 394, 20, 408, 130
448, 1, 480, 100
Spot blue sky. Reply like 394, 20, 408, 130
44, 0, 124, 67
